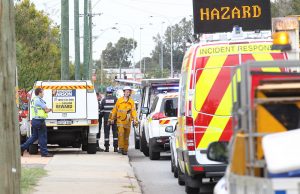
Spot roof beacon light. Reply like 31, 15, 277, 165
271, 32, 292, 51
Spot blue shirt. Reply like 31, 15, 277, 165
35, 96, 47, 109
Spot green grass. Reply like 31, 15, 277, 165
21, 167, 47, 194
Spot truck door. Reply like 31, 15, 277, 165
41, 81, 88, 120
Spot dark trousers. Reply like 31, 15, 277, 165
21, 119, 48, 156
103, 114, 118, 147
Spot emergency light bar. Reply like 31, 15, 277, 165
157, 87, 179, 90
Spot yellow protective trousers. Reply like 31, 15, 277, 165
118, 126, 130, 151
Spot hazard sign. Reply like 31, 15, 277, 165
193, 0, 271, 33
52, 90, 76, 113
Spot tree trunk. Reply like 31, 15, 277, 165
0, 0, 21, 193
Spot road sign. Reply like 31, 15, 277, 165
193, 0, 271, 33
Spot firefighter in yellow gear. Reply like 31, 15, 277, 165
109, 86, 138, 155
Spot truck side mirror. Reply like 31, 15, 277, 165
141, 107, 149, 115
207, 142, 229, 163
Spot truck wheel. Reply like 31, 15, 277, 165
171, 160, 174, 173
178, 165, 185, 186
134, 132, 140, 149
185, 186, 199, 194
87, 143, 97, 154
170, 152, 175, 172
82, 144, 87, 151
149, 145, 160, 160
141, 129, 149, 157
174, 166, 178, 178
29, 144, 38, 155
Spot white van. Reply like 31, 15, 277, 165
28, 80, 99, 154
136, 78, 179, 156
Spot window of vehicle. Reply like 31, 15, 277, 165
161, 98, 178, 117
150, 97, 159, 113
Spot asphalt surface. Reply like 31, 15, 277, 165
128, 132, 215, 194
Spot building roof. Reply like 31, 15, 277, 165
104, 68, 143, 74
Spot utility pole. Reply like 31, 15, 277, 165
160, 40, 164, 77
170, 26, 174, 78
100, 53, 104, 88
89, 0, 93, 80
139, 27, 143, 72
83, 0, 89, 80
74, 0, 80, 80
61, 0, 69, 80
0, 0, 21, 193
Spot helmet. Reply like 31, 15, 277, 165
106, 87, 114, 93
123, 86, 132, 91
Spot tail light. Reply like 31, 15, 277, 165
185, 116, 195, 151
91, 119, 98, 124
152, 112, 166, 120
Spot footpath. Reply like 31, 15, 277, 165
22, 149, 141, 194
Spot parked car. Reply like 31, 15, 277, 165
135, 78, 179, 155
170, 123, 178, 178
141, 93, 178, 160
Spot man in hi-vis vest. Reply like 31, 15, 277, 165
21, 88, 53, 157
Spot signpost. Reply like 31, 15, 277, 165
193, 0, 271, 33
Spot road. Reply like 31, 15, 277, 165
128, 133, 215, 194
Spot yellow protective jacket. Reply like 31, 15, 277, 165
110, 97, 137, 127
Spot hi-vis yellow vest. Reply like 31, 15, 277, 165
30, 97, 48, 119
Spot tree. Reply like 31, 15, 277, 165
271, 0, 300, 17
101, 37, 137, 69
15, 0, 61, 90
150, 18, 193, 76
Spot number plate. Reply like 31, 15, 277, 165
57, 120, 73, 125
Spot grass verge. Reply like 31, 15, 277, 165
21, 167, 47, 194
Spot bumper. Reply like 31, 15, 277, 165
149, 136, 170, 152
182, 150, 226, 178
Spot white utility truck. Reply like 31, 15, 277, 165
28, 80, 99, 154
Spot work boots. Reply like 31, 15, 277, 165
105, 146, 109, 152
114, 147, 118, 152
122, 150, 128, 155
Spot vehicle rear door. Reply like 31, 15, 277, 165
41, 81, 88, 120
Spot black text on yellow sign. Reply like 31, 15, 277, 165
193, 0, 271, 33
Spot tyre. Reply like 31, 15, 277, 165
185, 186, 199, 194
140, 129, 149, 157
29, 144, 38, 155
170, 152, 175, 172
178, 165, 185, 186
87, 143, 97, 154
149, 145, 160, 160
134, 132, 140, 149
174, 167, 178, 178
82, 144, 87, 151
20, 135, 27, 144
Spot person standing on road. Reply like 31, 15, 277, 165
100, 87, 118, 152
96, 92, 104, 152
110, 86, 138, 155
21, 88, 53, 157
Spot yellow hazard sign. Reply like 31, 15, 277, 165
52, 90, 76, 113
197, 44, 280, 57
